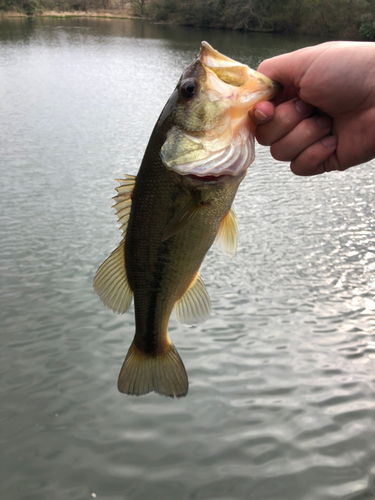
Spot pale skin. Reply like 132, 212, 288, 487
249, 41, 375, 176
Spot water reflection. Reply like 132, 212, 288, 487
1, 16, 375, 500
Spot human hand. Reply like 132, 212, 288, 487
250, 42, 375, 175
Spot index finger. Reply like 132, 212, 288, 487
257, 50, 306, 88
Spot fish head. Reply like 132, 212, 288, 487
160, 41, 281, 178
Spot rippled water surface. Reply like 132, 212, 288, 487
1, 17, 375, 500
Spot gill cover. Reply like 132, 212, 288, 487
160, 41, 279, 177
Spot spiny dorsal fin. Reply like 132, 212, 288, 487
174, 272, 211, 325
118, 340, 188, 398
162, 194, 205, 242
215, 208, 238, 258
112, 174, 136, 237
93, 240, 133, 314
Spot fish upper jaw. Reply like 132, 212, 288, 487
200, 43, 279, 114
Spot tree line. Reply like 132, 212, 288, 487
2, 0, 375, 40
147, 0, 375, 39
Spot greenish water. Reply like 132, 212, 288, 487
1, 17, 375, 500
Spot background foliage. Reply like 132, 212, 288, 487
2, 0, 375, 39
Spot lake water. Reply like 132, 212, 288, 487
1, 16, 375, 500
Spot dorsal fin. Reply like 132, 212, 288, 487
215, 208, 238, 258
112, 174, 136, 237
94, 174, 136, 314
174, 272, 211, 325
93, 240, 133, 314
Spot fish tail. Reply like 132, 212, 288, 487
117, 341, 188, 398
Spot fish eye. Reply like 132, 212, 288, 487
180, 79, 198, 99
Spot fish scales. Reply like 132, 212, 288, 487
127, 168, 242, 348
94, 42, 280, 398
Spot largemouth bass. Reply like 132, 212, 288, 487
94, 42, 279, 398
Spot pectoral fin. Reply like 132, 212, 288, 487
162, 195, 205, 242
215, 208, 238, 258
175, 272, 211, 325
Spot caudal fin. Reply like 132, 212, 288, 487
117, 341, 188, 398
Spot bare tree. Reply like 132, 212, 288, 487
122, 0, 149, 16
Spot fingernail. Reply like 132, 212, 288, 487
254, 108, 268, 122
295, 99, 314, 115
316, 115, 332, 129
322, 135, 337, 148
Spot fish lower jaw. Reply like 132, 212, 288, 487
171, 126, 255, 178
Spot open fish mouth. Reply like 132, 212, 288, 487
160, 41, 280, 178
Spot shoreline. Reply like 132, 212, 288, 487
0, 9, 366, 40
0, 9, 139, 20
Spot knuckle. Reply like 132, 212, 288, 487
298, 120, 319, 143
270, 143, 292, 162
255, 129, 271, 146
291, 147, 320, 174
276, 105, 297, 129
303, 146, 321, 165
